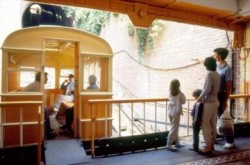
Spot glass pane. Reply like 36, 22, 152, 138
45, 67, 55, 89
8, 71, 43, 92
8, 52, 41, 68
20, 71, 36, 87
82, 56, 109, 92
60, 69, 74, 77
59, 69, 74, 90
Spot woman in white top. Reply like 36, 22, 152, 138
166, 79, 186, 151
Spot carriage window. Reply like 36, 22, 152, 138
8, 70, 42, 92
20, 70, 36, 87
82, 56, 109, 92
7, 52, 42, 92
59, 69, 74, 88
45, 67, 56, 89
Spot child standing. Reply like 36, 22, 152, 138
166, 79, 186, 151
190, 89, 203, 152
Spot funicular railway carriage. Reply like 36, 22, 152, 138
0, 26, 113, 164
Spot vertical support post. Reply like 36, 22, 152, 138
155, 102, 157, 132
187, 100, 190, 136
118, 103, 121, 137
248, 98, 250, 122
244, 98, 249, 122
131, 103, 134, 136
91, 104, 95, 157
105, 104, 108, 137
0, 107, 3, 148
20, 108, 23, 147
143, 102, 146, 134
37, 105, 41, 165
165, 101, 168, 131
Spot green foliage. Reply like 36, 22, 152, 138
136, 29, 149, 58
63, 7, 110, 35
112, 13, 119, 17
128, 20, 165, 59
128, 23, 135, 37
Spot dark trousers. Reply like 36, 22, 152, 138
224, 129, 235, 143
217, 91, 235, 144
217, 91, 226, 117
44, 107, 51, 138
65, 107, 74, 130
193, 125, 201, 150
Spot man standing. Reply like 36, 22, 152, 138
60, 74, 75, 136
213, 47, 235, 149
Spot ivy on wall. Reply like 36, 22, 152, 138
63, 7, 110, 35
128, 20, 165, 60
136, 29, 150, 59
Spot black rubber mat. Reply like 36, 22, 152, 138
45, 139, 89, 165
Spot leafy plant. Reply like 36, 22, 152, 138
129, 20, 165, 59
136, 28, 150, 59
63, 7, 110, 35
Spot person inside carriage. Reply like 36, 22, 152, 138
21, 72, 56, 139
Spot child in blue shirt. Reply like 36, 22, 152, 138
190, 89, 203, 152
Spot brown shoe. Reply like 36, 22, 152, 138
200, 145, 213, 155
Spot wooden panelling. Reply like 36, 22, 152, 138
80, 94, 112, 139
4, 126, 20, 147
1, 96, 43, 147
23, 125, 40, 144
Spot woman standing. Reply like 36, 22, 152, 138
166, 79, 186, 151
197, 57, 221, 154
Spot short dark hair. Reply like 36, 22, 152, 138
35, 72, 41, 82
213, 48, 229, 60
35, 72, 47, 82
192, 89, 202, 98
204, 57, 216, 71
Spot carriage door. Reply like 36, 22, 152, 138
44, 39, 79, 138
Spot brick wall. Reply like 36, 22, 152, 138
101, 15, 236, 99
